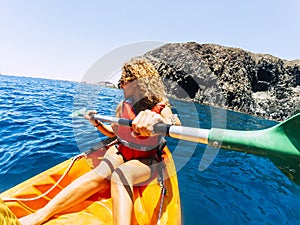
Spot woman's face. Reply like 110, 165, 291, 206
120, 79, 138, 99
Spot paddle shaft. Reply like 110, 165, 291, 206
92, 115, 210, 144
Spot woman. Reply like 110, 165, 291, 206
19, 58, 180, 225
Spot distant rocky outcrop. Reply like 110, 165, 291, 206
97, 81, 117, 88
143, 42, 300, 121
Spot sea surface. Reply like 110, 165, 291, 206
1, 74, 300, 224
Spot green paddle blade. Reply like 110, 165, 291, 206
208, 113, 300, 158
69, 108, 87, 117
208, 113, 300, 184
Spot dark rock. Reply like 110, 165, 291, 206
143, 42, 300, 121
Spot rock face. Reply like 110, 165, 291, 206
143, 42, 300, 121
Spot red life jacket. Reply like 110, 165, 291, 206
117, 98, 165, 161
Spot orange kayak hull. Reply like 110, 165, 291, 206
1, 145, 181, 224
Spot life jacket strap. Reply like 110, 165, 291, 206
117, 137, 159, 151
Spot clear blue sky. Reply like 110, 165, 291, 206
1, 0, 299, 81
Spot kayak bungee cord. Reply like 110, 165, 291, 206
2, 137, 117, 203
157, 165, 166, 225
2, 153, 86, 202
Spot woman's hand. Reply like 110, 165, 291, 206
84, 110, 99, 127
84, 110, 116, 137
132, 110, 165, 136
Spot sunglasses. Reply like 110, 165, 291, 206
118, 77, 135, 89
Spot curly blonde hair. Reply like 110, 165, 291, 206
120, 58, 169, 111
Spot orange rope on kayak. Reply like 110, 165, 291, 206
2, 154, 85, 202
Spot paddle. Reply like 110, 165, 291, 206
72, 109, 300, 183
92, 113, 300, 158
89, 117, 300, 203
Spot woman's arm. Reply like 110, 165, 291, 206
94, 120, 116, 138
160, 106, 181, 126
84, 110, 116, 138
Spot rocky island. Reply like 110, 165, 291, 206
143, 42, 300, 121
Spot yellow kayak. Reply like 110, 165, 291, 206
0, 139, 181, 224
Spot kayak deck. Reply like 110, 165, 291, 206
0, 144, 181, 224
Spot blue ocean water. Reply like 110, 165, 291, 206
1, 74, 300, 224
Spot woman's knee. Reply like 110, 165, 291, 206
111, 168, 133, 186
111, 160, 152, 186
94, 156, 123, 179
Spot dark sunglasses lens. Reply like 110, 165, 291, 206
118, 79, 124, 89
